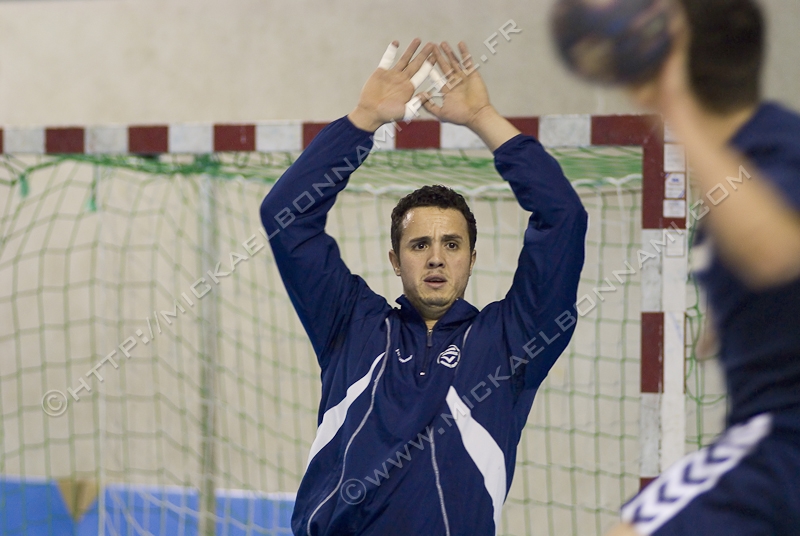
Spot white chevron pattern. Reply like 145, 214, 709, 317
622, 413, 772, 535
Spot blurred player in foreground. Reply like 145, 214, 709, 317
604, 1, 800, 534
261, 40, 587, 534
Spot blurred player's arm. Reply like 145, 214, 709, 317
668, 109, 800, 288
605, 522, 640, 536
423, 42, 588, 391
632, 27, 800, 289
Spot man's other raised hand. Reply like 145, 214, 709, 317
421, 41, 520, 151
348, 39, 435, 133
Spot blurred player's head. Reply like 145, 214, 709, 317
678, 0, 764, 113
389, 185, 477, 318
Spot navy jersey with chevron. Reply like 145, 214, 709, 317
622, 413, 800, 534
260, 117, 587, 535
693, 102, 800, 426
623, 102, 800, 535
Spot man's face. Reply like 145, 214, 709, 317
389, 206, 476, 324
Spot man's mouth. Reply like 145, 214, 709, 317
424, 275, 447, 288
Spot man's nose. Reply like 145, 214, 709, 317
427, 245, 444, 268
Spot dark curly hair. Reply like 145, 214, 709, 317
678, 0, 764, 113
390, 185, 477, 254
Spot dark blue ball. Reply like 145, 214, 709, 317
551, 0, 674, 85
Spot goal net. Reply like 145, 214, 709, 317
0, 121, 726, 536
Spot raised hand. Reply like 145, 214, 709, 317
420, 42, 491, 129
422, 41, 519, 152
348, 39, 436, 132
627, 11, 698, 122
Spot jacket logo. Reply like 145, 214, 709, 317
437, 345, 461, 368
396, 349, 413, 363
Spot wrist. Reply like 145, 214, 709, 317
348, 106, 384, 133
466, 105, 520, 152
465, 105, 499, 133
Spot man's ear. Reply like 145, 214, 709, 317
469, 249, 477, 275
389, 249, 401, 276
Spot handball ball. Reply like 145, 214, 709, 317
551, 0, 673, 85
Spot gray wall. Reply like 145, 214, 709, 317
0, 0, 797, 126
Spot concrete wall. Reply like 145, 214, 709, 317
0, 0, 797, 126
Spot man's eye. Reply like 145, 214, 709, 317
447, 242, 458, 249
414, 243, 426, 250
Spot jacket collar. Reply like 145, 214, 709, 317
395, 295, 479, 330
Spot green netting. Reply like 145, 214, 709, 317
0, 146, 725, 536
683, 204, 728, 450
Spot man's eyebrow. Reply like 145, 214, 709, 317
407, 234, 464, 244
407, 236, 431, 245
441, 234, 464, 242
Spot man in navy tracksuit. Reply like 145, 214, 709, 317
260, 39, 587, 535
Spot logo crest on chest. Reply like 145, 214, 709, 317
436, 345, 461, 368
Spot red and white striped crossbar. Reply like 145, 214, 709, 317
1, 115, 660, 154
0, 119, 541, 154
0, 115, 686, 487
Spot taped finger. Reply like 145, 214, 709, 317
429, 67, 446, 91
403, 96, 423, 122
378, 43, 398, 70
410, 61, 434, 89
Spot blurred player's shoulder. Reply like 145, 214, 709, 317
739, 101, 800, 135
730, 101, 800, 205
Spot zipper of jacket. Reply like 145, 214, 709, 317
420, 327, 433, 376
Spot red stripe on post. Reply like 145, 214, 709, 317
640, 477, 656, 490
129, 126, 169, 154
302, 123, 329, 149
641, 312, 664, 393
591, 115, 676, 230
0, 129, 4, 154
507, 117, 539, 139
214, 125, 256, 152
644, 131, 688, 230
396, 120, 440, 149
591, 115, 657, 146
45, 128, 85, 154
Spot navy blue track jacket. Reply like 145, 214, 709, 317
260, 116, 588, 535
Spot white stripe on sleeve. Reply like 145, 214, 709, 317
306, 353, 385, 468
445, 386, 507, 533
